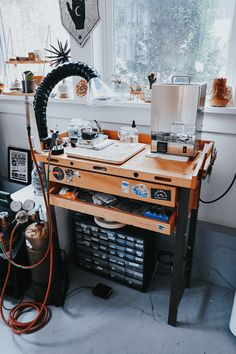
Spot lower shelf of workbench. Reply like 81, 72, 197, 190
50, 192, 176, 236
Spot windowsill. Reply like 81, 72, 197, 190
0, 94, 236, 115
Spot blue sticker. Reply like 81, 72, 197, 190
131, 184, 149, 198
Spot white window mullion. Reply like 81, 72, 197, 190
226, 1, 236, 104
102, 0, 114, 83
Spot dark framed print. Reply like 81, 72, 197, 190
8, 147, 32, 185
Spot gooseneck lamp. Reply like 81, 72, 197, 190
33, 61, 114, 141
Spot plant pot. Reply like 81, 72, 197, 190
22, 80, 36, 93
143, 88, 152, 102
209, 97, 230, 107
0, 83, 4, 94
210, 78, 230, 107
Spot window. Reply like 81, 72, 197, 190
112, 0, 236, 91
1, 0, 68, 56
0, 0, 69, 86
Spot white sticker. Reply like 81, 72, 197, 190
121, 181, 130, 193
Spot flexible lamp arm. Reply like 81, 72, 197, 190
33, 61, 99, 140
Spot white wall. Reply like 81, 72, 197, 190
0, 96, 236, 228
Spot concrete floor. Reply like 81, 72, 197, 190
0, 265, 235, 354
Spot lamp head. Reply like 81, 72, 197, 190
87, 77, 114, 105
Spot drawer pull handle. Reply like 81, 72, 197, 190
48, 158, 59, 163
154, 176, 172, 182
93, 166, 107, 171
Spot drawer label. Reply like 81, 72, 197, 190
151, 188, 171, 201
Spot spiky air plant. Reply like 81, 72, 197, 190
45, 39, 71, 67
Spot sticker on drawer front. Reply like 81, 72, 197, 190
157, 223, 166, 231
131, 184, 149, 198
151, 188, 171, 201
121, 181, 130, 193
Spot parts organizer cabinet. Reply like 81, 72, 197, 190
72, 212, 157, 291
35, 131, 214, 326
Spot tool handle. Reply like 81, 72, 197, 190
171, 75, 191, 84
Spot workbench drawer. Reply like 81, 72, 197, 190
48, 165, 177, 207
50, 191, 176, 236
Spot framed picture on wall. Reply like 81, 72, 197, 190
8, 147, 32, 185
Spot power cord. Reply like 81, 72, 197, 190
64, 286, 94, 302
200, 172, 236, 204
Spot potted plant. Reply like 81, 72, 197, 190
45, 39, 71, 98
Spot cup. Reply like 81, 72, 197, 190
117, 126, 131, 142
143, 88, 152, 102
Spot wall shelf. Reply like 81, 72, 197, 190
3, 91, 35, 96
6, 60, 50, 65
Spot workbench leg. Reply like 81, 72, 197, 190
168, 188, 190, 327
185, 182, 201, 288
185, 209, 198, 288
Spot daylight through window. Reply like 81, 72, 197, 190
113, 0, 235, 90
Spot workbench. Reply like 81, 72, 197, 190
35, 131, 214, 326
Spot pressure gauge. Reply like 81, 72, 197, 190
22, 199, 35, 212
10, 200, 22, 213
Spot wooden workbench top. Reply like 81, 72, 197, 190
35, 141, 213, 189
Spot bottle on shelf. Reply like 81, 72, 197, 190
58, 79, 70, 99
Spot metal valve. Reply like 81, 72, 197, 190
15, 210, 29, 224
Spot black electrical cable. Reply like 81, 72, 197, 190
2, 295, 24, 311
200, 172, 236, 204
64, 286, 94, 302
